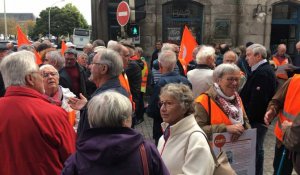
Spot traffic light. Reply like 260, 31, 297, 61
129, 0, 146, 22
127, 24, 139, 37
108, 0, 122, 40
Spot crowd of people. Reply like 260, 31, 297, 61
0, 37, 300, 175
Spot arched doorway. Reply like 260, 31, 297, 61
270, 2, 300, 56
162, 1, 204, 45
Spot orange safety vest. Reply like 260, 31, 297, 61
274, 74, 300, 141
119, 73, 135, 110
195, 94, 232, 125
140, 59, 148, 93
272, 56, 289, 80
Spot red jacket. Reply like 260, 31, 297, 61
0, 86, 76, 175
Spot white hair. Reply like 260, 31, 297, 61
196, 45, 215, 64
45, 50, 65, 70
158, 50, 177, 70
88, 91, 132, 128
161, 43, 177, 52
0, 50, 38, 88
213, 63, 240, 82
39, 64, 59, 73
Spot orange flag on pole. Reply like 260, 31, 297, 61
17, 26, 30, 47
17, 26, 42, 65
178, 25, 198, 66
61, 40, 67, 55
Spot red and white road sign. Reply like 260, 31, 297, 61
116, 1, 130, 26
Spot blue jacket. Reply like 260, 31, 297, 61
62, 127, 169, 175
77, 77, 128, 138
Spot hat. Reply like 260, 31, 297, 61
66, 42, 76, 48
0, 41, 9, 51
64, 48, 78, 57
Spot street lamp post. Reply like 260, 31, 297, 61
48, 0, 65, 39
4, 0, 7, 40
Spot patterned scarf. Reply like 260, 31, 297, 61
213, 83, 244, 124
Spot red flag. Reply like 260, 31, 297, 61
17, 26, 42, 65
178, 25, 198, 64
61, 40, 67, 55
17, 26, 30, 47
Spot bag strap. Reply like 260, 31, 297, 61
139, 143, 149, 175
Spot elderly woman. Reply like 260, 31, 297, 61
39, 64, 85, 130
157, 83, 214, 175
62, 91, 169, 175
195, 63, 251, 141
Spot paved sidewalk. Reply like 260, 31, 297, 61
135, 115, 297, 175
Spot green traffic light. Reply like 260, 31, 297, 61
133, 27, 138, 35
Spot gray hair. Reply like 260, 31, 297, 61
160, 83, 194, 116
88, 91, 132, 128
46, 50, 65, 70
213, 63, 241, 82
196, 45, 215, 64
107, 40, 122, 54
223, 50, 238, 63
135, 47, 143, 55
158, 50, 177, 70
39, 64, 59, 74
96, 49, 123, 78
161, 43, 177, 52
18, 44, 35, 52
0, 50, 38, 88
246, 43, 267, 59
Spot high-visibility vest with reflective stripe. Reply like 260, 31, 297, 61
195, 94, 232, 125
272, 56, 289, 80
141, 59, 148, 93
119, 73, 135, 110
274, 74, 300, 141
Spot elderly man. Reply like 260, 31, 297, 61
240, 44, 277, 175
264, 74, 300, 175
45, 50, 65, 71
70, 49, 128, 137
0, 51, 76, 175
59, 48, 88, 98
187, 45, 215, 98
146, 50, 191, 145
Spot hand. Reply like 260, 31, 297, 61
282, 120, 292, 133
226, 124, 244, 136
68, 93, 87, 110
264, 109, 276, 126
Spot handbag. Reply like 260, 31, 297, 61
187, 131, 236, 175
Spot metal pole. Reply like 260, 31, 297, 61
4, 0, 7, 40
48, 8, 51, 39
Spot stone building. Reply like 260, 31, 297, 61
92, 0, 300, 57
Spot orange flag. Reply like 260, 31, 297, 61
17, 26, 42, 65
17, 26, 30, 47
178, 25, 198, 65
61, 40, 67, 55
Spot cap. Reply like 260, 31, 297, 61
64, 48, 78, 57
66, 42, 76, 48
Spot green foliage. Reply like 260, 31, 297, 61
30, 3, 88, 39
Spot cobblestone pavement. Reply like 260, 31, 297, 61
135, 115, 297, 175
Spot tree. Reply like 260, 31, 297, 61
30, 3, 88, 39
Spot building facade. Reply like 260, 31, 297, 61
92, 0, 300, 57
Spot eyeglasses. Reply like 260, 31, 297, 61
158, 101, 177, 108
224, 77, 240, 82
42, 72, 58, 78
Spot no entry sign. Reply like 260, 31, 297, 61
116, 1, 130, 26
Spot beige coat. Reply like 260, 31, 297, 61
157, 114, 215, 175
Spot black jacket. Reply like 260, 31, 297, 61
240, 62, 277, 124
59, 63, 88, 98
